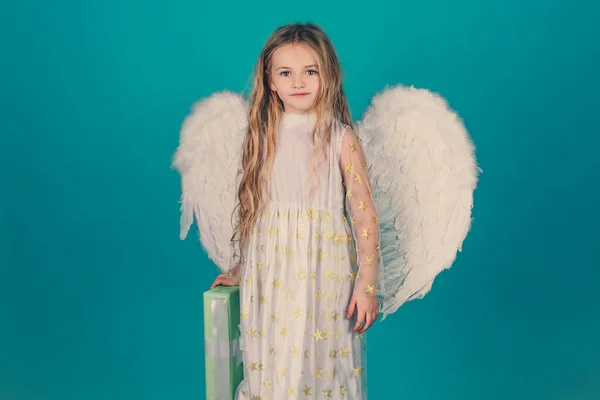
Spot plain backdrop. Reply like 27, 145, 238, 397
1, 0, 599, 399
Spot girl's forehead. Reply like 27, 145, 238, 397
271, 42, 318, 68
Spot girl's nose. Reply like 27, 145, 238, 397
292, 77, 305, 88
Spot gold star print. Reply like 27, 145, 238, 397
350, 216, 356, 225
307, 310, 313, 319
372, 215, 379, 224
344, 163, 353, 173
365, 284, 376, 295
349, 143, 357, 152
240, 310, 248, 320
306, 209, 315, 220
358, 200, 368, 211
259, 329, 266, 337
314, 368, 323, 379
313, 328, 324, 341
309, 271, 317, 280
278, 368, 287, 378
263, 380, 272, 389
362, 228, 372, 239
325, 212, 331, 221
244, 278, 252, 286
286, 289, 293, 299
323, 231, 332, 240
316, 290, 325, 300
323, 388, 333, 398
251, 395, 261, 400
335, 329, 340, 339
272, 278, 283, 289
297, 232, 304, 240
337, 274, 344, 283
249, 362, 258, 371
257, 262, 264, 270
269, 348, 276, 356
365, 255, 375, 266
332, 233, 341, 244
302, 385, 312, 396
258, 295, 267, 304
354, 366, 364, 376
318, 251, 327, 260
268, 227, 275, 237
271, 314, 278, 324
280, 327, 289, 337
345, 233, 353, 244
289, 387, 296, 397
297, 269, 307, 279
341, 346, 350, 358
291, 346, 299, 358
258, 362, 264, 371
328, 349, 338, 359
354, 172, 363, 184
348, 272, 356, 282
304, 350, 310, 359
293, 308, 302, 319
340, 385, 347, 394
248, 329, 256, 338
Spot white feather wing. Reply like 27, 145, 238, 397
358, 85, 480, 319
172, 91, 247, 272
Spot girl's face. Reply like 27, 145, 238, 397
268, 42, 321, 115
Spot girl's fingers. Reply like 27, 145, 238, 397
358, 313, 373, 334
353, 310, 365, 332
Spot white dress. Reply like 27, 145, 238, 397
235, 112, 382, 400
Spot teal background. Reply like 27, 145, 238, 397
1, 0, 599, 399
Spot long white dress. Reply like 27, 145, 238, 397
235, 112, 382, 400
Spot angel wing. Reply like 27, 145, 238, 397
358, 84, 480, 320
172, 91, 247, 273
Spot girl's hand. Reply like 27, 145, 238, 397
210, 265, 241, 288
346, 295, 379, 334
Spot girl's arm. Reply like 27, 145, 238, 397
339, 127, 382, 300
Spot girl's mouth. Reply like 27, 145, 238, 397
292, 93, 309, 97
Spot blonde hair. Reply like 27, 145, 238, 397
230, 23, 354, 266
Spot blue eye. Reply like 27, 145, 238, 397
307, 69, 318, 75
280, 71, 290, 77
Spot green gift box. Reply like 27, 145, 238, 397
204, 286, 244, 400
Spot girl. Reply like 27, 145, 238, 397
210, 23, 382, 399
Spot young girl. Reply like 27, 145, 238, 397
210, 23, 382, 399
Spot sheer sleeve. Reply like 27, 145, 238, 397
340, 126, 384, 299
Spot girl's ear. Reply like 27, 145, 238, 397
267, 72, 276, 92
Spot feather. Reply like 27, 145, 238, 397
172, 91, 247, 272
358, 84, 480, 320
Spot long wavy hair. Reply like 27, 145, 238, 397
230, 23, 355, 266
